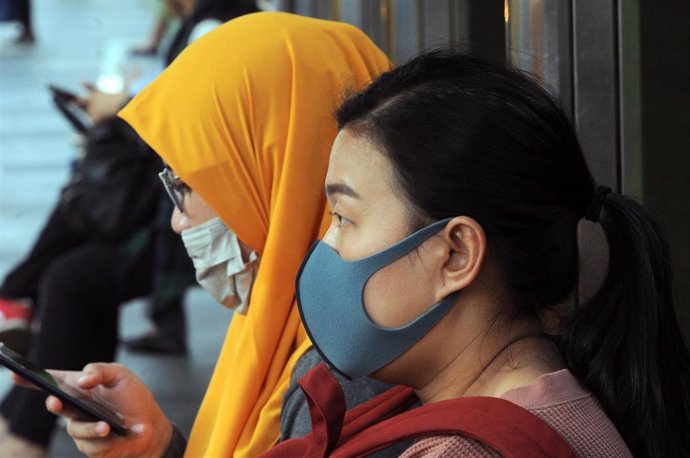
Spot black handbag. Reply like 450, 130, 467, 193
57, 116, 162, 242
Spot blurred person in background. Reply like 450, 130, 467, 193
15, 0, 33, 43
0, 1, 258, 457
131, 0, 175, 56
0, 0, 34, 44
82, 0, 260, 125
0, 0, 260, 354
32, 12, 393, 458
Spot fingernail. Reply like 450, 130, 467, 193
131, 423, 145, 434
95, 422, 108, 436
78, 375, 90, 384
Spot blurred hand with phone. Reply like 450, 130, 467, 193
78, 82, 129, 124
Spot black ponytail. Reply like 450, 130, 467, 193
562, 194, 690, 457
336, 49, 690, 457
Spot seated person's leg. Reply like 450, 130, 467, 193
0, 206, 88, 353
0, 242, 152, 454
124, 197, 195, 355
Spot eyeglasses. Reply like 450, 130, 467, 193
159, 167, 191, 213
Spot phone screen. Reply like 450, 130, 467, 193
0, 343, 127, 435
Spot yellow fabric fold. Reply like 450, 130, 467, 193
119, 12, 390, 457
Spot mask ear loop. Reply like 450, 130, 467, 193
359, 218, 459, 327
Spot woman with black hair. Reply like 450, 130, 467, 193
283, 50, 690, 456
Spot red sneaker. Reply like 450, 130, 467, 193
0, 297, 32, 355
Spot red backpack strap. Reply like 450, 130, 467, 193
298, 363, 346, 457
262, 364, 577, 458
264, 363, 346, 457
332, 395, 577, 458
337, 384, 418, 441
263, 363, 416, 458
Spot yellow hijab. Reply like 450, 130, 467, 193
119, 12, 390, 457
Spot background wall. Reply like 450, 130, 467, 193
639, 0, 690, 341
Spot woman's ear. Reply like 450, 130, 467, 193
434, 216, 486, 301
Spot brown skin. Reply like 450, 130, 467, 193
164, 0, 197, 18
78, 85, 129, 124
170, 191, 219, 232
323, 129, 565, 404
170, 190, 253, 262
41, 366, 172, 458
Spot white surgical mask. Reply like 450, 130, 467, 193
181, 217, 258, 314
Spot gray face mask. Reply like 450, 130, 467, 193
181, 217, 258, 314
296, 218, 459, 379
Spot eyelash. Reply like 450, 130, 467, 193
331, 212, 349, 227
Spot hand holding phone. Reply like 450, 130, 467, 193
0, 343, 127, 435
1, 350, 174, 457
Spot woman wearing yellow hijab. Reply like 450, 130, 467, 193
40, 11, 391, 458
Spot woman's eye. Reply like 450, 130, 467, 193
331, 212, 349, 227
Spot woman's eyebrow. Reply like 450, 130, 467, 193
325, 183, 361, 199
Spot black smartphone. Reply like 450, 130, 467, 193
47, 84, 92, 134
0, 343, 127, 435
47, 84, 79, 102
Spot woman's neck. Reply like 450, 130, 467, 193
414, 320, 565, 404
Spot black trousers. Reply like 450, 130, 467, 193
15, 0, 31, 29
0, 207, 85, 303
0, 209, 153, 447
